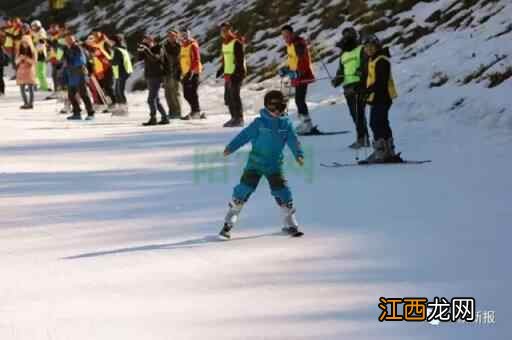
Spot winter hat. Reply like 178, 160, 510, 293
167, 28, 179, 35
342, 27, 357, 39
281, 25, 294, 33
363, 33, 381, 47
31, 20, 42, 29
22, 23, 31, 32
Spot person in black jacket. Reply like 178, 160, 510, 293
162, 29, 182, 119
362, 34, 399, 163
138, 35, 168, 126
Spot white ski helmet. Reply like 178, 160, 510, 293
31, 20, 42, 29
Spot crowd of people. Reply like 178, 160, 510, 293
0, 17, 399, 162
0, 15, 402, 237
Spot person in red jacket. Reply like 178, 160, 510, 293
279, 25, 317, 135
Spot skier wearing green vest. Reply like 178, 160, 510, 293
331, 27, 369, 149
216, 22, 246, 128
111, 34, 133, 115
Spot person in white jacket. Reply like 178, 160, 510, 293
31, 20, 50, 92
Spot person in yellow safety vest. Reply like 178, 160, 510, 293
361, 34, 399, 164
331, 27, 370, 149
179, 29, 204, 120
279, 25, 317, 135
111, 34, 133, 115
162, 29, 182, 119
216, 22, 246, 128
31, 20, 50, 92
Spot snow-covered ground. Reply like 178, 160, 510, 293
0, 76, 509, 339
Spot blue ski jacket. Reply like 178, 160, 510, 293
226, 108, 304, 173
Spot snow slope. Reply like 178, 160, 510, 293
0, 67, 510, 339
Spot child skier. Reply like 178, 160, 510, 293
220, 90, 305, 239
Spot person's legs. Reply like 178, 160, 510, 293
36, 62, 49, 91
119, 76, 128, 104
182, 78, 192, 113
356, 93, 369, 139
221, 170, 262, 237
369, 102, 392, 141
0, 67, 5, 95
233, 170, 262, 203
146, 78, 159, 117
27, 85, 34, 106
103, 69, 116, 105
229, 77, 243, 120
182, 75, 201, 116
165, 77, 181, 116
78, 81, 94, 115
266, 173, 292, 207
189, 74, 200, 113
294, 84, 309, 117
20, 85, 28, 105
366, 102, 394, 162
68, 86, 81, 116
266, 172, 300, 233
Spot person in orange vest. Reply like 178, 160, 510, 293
4, 18, 22, 72
279, 25, 317, 135
179, 29, 204, 120
216, 22, 246, 127
86, 31, 116, 110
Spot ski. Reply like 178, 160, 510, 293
299, 130, 350, 136
321, 159, 432, 168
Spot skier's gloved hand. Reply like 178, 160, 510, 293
289, 71, 300, 80
297, 156, 305, 167
278, 66, 290, 78
223, 148, 231, 157
344, 86, 357, 96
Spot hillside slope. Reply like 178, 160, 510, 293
13, 0, 512, 129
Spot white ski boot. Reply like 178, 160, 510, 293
281, 203, 303, 237
220, 200, 244, 239
295, 116, 314, 135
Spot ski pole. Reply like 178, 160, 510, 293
355, 93, 360, 162
319, 58, 333, 80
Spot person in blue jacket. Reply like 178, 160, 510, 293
63, 34, 94, 120
220, 90, 305, 239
